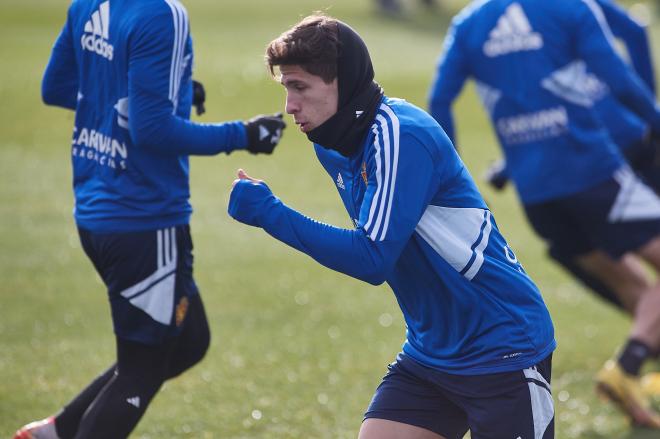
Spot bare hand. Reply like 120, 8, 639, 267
232, 168, 263, 188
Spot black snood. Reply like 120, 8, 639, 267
307, 21, 384, 157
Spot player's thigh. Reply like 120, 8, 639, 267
359, 418, 447, 439
636, 235, 660, 271
364, 354, 469, 439
574, 250, 650, 312
526, 167, 660, 260
570, 167, 660, 257
523, 198, 592, 259
78, 225, 199, 345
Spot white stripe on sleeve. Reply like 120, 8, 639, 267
163, 0, 188, 111
364, 105, 401, 241
377, 105, 400, 241
581, 0, 617, 49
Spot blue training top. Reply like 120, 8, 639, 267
592, 0, 655, 151
42, 0, 247, 232
428, 0, 660, 205
230, 96, 556, 374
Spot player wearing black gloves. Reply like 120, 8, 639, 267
15, 0, 286, 437
192, 80, 286, 154
244, 113, 285, 154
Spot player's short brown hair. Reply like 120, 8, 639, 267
265, 14, 339, 84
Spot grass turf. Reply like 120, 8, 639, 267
1, 0, 659, 437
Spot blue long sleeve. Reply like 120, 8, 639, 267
127, 10, 247, 156
228, 180, 401, 285
229, 129, 439, 285
576, 1, 660, 130
428, 22, 469, 145
42, 12, 78, 110
598, 0, 655, 94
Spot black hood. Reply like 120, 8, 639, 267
307, 21, 383, 157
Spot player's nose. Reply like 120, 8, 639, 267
285, 95, 299, 114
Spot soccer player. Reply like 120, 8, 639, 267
485, 0, 660, 195
14, 0, 285, 438
428, 0, 660, 428
482, 0, 660, 313
229, 14, 556, 438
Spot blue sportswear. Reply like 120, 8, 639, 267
42, 0, 247, 232
429, 0, 660, 204
593, 0, 655, 151
229, 97, 556, 375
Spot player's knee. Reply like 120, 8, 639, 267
167, 303, 211, 378
116, 367, 163, 396
185, 322, 210, 368
183, 295, 211, 366
167, 333, 209, 379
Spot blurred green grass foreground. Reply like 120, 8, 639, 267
1, 0, 659, 437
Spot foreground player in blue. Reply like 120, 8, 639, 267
15, 0, 285, 438
428, 0, 660, 428
229, 14, 555, 439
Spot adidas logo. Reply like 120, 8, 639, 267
81, 1, 114, 60
336, 172, 345, 190
258, 124, 282, 144
259, 125, 270, 141
483, 3, 543, 58
126, 396, 140, 408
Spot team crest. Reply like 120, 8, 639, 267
175, 296, 189, 327
361, 161, 368, 186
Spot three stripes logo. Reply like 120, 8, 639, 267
81, 1, 114, 60
336, 172, 346, 190
483, 3, 543, 57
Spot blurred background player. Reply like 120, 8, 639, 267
428, 0, 660, 428
14, 0, 285, 438
485, 0, 660, 196
376, 0, 436, 16
483, 0, 660, 320
229, 14, 556, 439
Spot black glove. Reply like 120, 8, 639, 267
623, 129, 660, 171
244, 113, 286, 154
484, 159, 509, 191
192, 80, 206, 116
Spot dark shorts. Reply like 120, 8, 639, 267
364, 352, 554, 439
524, 166, 660, 259
78, 224, 199, 345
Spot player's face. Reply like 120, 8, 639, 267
279, 65, 338, 133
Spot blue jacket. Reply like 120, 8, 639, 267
592, 0, 654, 151
43, 0, 247, 232
428, 0, 660, 204
229, 97, 556, 374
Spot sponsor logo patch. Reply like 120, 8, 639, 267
495, 106, 568, 145
175, 296, 189, 327
71, 126, 128, 170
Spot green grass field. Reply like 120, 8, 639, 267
2, 0, 660, 437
